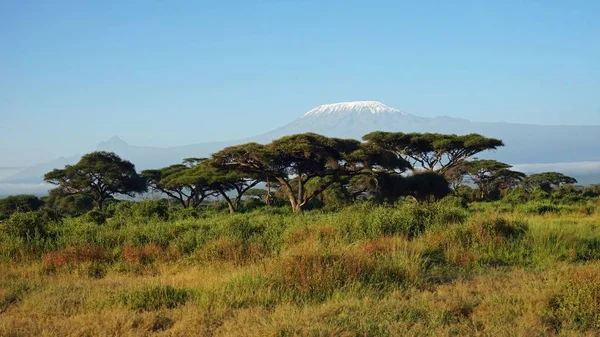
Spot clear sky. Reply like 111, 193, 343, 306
1, 0, 599, 166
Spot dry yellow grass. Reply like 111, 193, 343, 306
1, 207, 600, 336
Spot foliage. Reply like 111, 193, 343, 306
44, 151, 146, 209
0, 195, 44, 220
199, 160, 262, 213
523, 172, 578, 192
463, 159, 526, 201
363, 131, 503, 174
405, 171, 451, 202
212, 133, 403, 212
2, 210, 59, 241
44, 190, 95, 216
141, 158, 217, 208
83, 209, 107, 225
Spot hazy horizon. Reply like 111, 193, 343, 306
2, 1, 600, 167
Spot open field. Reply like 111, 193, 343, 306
1, 199, 600, 336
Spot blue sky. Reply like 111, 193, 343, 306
1, 0, 599, 166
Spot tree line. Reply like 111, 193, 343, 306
15, 130, 591, 218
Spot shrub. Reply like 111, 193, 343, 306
501, 187, 529, 205
168, 206, 200, 220
0, 195, 44, 220
122, 285, 189, 312
240, 198, 266, 212
133, 200, 169, 220
84, 209, 107, 225
2, 211, 52, 241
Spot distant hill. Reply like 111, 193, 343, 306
2, 101, 600, 188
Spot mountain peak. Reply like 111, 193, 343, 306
97, 135, 128, 150
302, 101, 407, 117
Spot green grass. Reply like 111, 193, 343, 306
0, 199, 599, 336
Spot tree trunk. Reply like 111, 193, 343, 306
266, 176, 272, 206
219, 190, 236, 214
95, 196, 104, 210
275, 177, 301, 212
292, 203, 303, 213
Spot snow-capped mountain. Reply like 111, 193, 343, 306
258, 101, 429, 140
2, 101, 600, 189
302, 101, 409, 117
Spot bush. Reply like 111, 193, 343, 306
133, 200, 169, 220
0, 195, 44, 220
240, 198, 266, 212
2, 211, 53, 241
168, 206, 200, 220
44, 192, 94, 217
84, 209, 107, 225
122, 285, 189, 312
501, 187, 530, 205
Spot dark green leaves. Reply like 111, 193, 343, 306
363, 132, 503, 174
44, 151, 145, 209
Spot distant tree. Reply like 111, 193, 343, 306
245, 188, 274, 205
141, 158, 216, 208
195, 161, 262, 213
0, 195, 44, 219
552, 184, 584, 203
444, 162, 469, 190
523, 172, 578, 193
44, 151, 146, 209
212, 133, 385, 212
463, 160, 526, 201
583, 184, 600, 198
362, 132, 504, 175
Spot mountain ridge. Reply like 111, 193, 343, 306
2, 101, 600, 187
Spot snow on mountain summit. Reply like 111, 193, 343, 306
302, 101, 408, 117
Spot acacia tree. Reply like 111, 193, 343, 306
191, 161, 262, 213
523, 172, 578, 193
212, 133, 388, 212
339, 142, 413, 202
44, 151, 146, 209
463, 160, 526, 201
362, 132, 504, 175
141, 158, 217, 208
